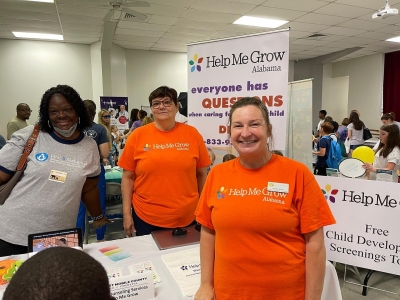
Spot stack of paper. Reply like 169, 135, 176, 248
128, 261, 161, 283
161, 247, 201, 297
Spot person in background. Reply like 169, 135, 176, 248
111, 125, 121, 165
206, 148, 216, 174
195, 97, 335, 300
222, 153, 236, 162
128, 108, 139, 128
324, 116, 333, 123
142, 116, 153, 126
0, 85, 109, 256
363, 124, 400, 182
7, 103, 31, 139
338, 118, 349, 142
381, 113, 400, 131
315, 109, 327, 137
388, 112, 400, 130
313, 122, 334, 176
3, 247, 113, 300
98, 109, 114, 167
131, 110, 147, 131
175, 101, 188, 124
347, 111, 365, 156
117, 104, 129, 120
76, 100, 109, 242
119, 86, 210, 236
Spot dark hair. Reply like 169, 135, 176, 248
320, 122, 334, 134
38, 85, 90, 133
341, 118, 349, 126
324, 116, 333, 123
381, 113, 394, 121
389, 111, 396, 119
3, 247, 112, 300
349, 111, 363, 131
138, 110, 148, 119
148, 86, 178, 106
376, 124, 400, 158
271, 150, 283, 156
83, 100, 96, 124
329, 121, 339, 133
130, 108, 139, 123
229, 97, 272, 134
319, 110, 327, 117
223, 153, 236, 162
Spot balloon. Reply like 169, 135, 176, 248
352, 146, 375, 163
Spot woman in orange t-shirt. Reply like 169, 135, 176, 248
118, 86, 210, 236
195, 97, 336, 300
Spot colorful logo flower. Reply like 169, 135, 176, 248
321, 184, 339, 203
143, 144, 151, 151
216, 187, 226, 199
189, 54, 203, 72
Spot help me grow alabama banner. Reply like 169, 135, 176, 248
187, 29, 289, 152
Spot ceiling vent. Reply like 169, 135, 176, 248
304, 33, 328, 40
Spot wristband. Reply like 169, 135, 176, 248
92, 214, 104, 221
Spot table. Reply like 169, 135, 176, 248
0, 236, 342, 300
105, 167, 122, 183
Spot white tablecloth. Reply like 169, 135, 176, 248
0, 236, 342, 300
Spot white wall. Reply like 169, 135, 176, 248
111, 44, 127, 97
322, 63, 349, 123
91, 41, 103, 109
125, 49, 188, 109
0, 39, 93, 137
332, 53, 384, 130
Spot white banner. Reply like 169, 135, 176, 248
316, 176, 400, 276
187, 30, 289, 152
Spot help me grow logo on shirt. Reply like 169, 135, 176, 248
220, 186, 287, 204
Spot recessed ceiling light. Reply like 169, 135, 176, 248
386, 36, 400, 43
26, 0, 54, 2
233, 16, 288, 29
13, 32, 63, 40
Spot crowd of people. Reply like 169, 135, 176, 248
0, 85, 341, 300
313, 109, 400, 182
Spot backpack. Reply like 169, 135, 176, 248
322, 136, 343, 169
336, 139, 347, 158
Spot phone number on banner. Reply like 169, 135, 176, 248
204, 139, 231, 145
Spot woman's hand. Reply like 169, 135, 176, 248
362, 163, 375, 173
103, 158, 109, 166
123, 214, 136, 237
194, 283, 215, 300
93, 216, 112, 229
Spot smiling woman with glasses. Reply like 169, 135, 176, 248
118, 86, 211, 237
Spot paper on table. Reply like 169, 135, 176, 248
105, 267, 123, 279
128, 261, 161, 283
161, 247, 201, 297
99, 245, 132, 262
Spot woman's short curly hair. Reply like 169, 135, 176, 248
38, 85, 90, 133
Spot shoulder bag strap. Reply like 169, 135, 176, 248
16, 125, 40, 171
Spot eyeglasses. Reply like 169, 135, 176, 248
151, 98, 174, 109
102, 115, 111, 119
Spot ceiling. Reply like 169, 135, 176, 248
2, 0, 400, 62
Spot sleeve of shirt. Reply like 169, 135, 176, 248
99, 127, 109, 145
195, 171, 215, 230
0, 126, 33, 174
6, 122, 19, 140
387, 148, 400, 164
192, 127, 211, 169
296, 165, 336, 234
319, 138, 329, 149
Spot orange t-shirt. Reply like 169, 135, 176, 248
195, 155, 336, 300
118, 122, 211, 228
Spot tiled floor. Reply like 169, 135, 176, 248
88, 226, 400, 299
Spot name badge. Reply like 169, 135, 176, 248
267, 182, 289, 193
49, 170, 67, 183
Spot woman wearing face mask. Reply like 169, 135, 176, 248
363, 124, 400, 182
0, 85, 110, 256
98, 109, 113, 167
